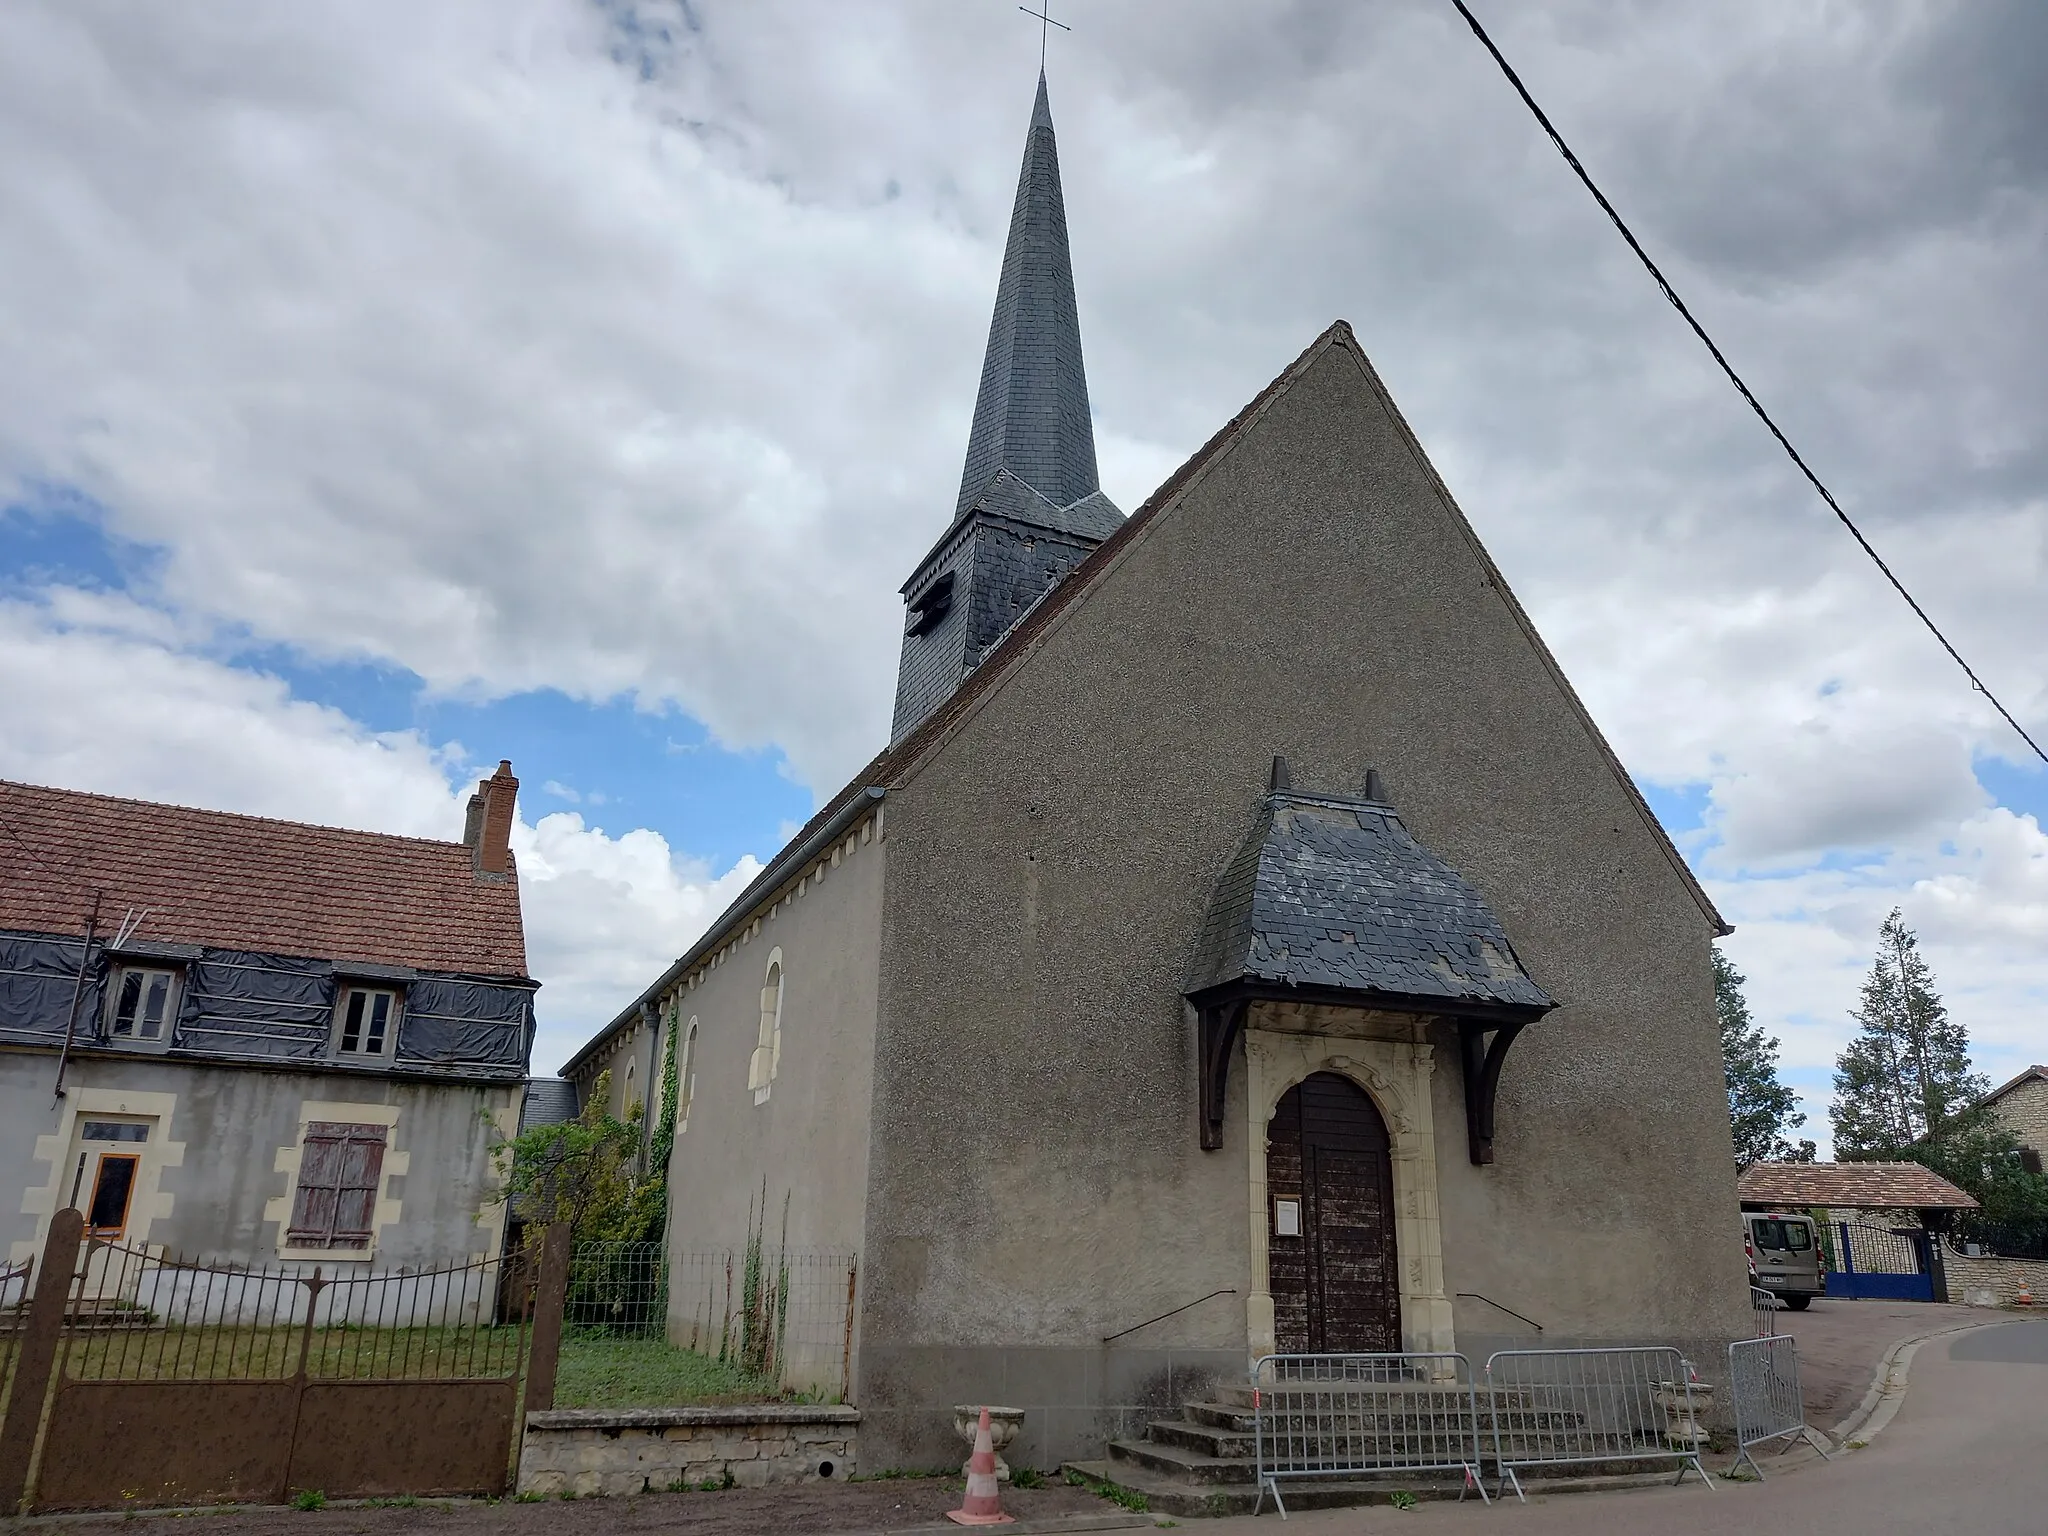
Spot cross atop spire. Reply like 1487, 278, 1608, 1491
1018, 3, 1070, 71
953, 70, 1101, 518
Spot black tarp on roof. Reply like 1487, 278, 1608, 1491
0, 927, 532, 1079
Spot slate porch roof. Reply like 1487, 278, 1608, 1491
1737, 1161, 1979, 1211
0, 777, 529, 976
1183, 784, 1554, 1014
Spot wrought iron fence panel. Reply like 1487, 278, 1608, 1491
1728, 1334, 1829, 1479
53, 1237, 525, 1383
1948, 1219, 2048, 1262
1251, 1352, 1488, 1516
669, 1249, 858, 1400
566, 1241, 667, 1338
1483, 1347, 1713, 1501
1831, 1222, 1924, 1275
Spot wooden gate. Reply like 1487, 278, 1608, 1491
0, 1210, 570, 1514
1267, 1073, 1400, 1353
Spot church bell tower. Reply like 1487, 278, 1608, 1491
890, 73, 1121, 743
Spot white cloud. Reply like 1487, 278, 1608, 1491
0, 596, 758, 1068
2, 1, 2046, 1111
1711, 805, 2048, 1152
514, 813, 760, 1075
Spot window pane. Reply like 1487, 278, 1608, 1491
341, 991, 365, 1052
1784, 1222, 1812, 1250
88, 1156, 138, 1233
365, 993, 389, 1053
81, 1121, 149, 1143
141, 973, 170, 1039
113, 971, 142, 1036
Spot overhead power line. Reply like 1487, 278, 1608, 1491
1448, 0, 2048, 768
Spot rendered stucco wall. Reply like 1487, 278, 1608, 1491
860, 334, 1749, 1470
659, 815, 884, 1267
2, 1048, 518, 1268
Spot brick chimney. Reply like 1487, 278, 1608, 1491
466, 760, 518, 877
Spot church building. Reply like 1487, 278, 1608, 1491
585, 70, 1751, 1474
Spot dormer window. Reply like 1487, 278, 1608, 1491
335, 986, 400, 1058
905, 571, 955, 636
108, 965, 179, 1048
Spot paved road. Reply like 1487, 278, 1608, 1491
1192, 1318, 2048, 1536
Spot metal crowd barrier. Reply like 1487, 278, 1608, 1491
1484, 1346, 1713, 1501
1750, 1285, 1780, 1336
1251, 1352, 1489, 1516
1728, 1334, 1831, 1478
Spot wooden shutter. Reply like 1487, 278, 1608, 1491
287, 1122, 388, 1249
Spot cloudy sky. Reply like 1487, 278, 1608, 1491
3, 1, 2043, 1140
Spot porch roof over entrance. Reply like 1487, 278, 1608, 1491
1184, 771, 1554, 1018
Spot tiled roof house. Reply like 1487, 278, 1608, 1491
0, 764, 538, 1270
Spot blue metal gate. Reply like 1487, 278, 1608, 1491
1826, 1221, 1933, 1301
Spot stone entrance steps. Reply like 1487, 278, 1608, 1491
1063, 1385, 1498, 1519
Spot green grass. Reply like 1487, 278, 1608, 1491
553, 1336, 785, 1408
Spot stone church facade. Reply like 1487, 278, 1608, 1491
585, 70, 1751, 1472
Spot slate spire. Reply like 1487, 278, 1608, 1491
954, 72, 1101, 515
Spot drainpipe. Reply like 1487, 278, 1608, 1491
50, 891, 103, 1107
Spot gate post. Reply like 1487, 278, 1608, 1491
0, 1210, 83, 1514
524, 1225, 571, 1414
1921, 1232, 1949, 1303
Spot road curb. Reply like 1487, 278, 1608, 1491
1829, 1319, 2007, 1449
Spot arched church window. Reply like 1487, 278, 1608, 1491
624, 1057, 639, 1116
678, 1017, 699, 1133
749, 951, 783, 1105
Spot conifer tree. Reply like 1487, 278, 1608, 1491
1716, 949, 1808, 1167
1830, 910, 1987, 1156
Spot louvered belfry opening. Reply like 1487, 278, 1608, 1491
1266, 1072, 1401, 1354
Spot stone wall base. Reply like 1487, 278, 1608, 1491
1945, 1250, 2048, 1308
519, 1406, 860, 1497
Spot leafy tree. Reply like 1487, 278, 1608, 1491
493, 1068, 663, 1244
1831, 910, 1987, 1155
1908, 1112, 2048, 1232
1827, 910, 2048, 1227
1716, 949, 1809, 1167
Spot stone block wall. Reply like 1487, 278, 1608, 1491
1988, 1074, 2048, 1157
1945, 1249, 2048, 1308
519, 1406, 859, 1497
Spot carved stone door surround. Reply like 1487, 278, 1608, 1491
1242, 1008, 1454, 1364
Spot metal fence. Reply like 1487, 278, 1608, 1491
0, 1213, 549, 1514
54, 1237, 524, 1381
669, 1249, 858, 1399
566, 1241, 667, 1338
1949, 1219, 2048, 1262
1750, 1285, 1780, 1337
1484, 1347, 1713, 1500
0, 1256, 29, 1419
1728, 1334, 1829, 1479
1251, 1352, 1489, 1516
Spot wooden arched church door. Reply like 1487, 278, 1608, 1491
1266, 1072, 1400, 1353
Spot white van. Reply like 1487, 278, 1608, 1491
1744, 1211, 1824, 1309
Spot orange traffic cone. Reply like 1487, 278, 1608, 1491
2017, 1279, 2034, 1308
947, 1407, 1015, 1527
